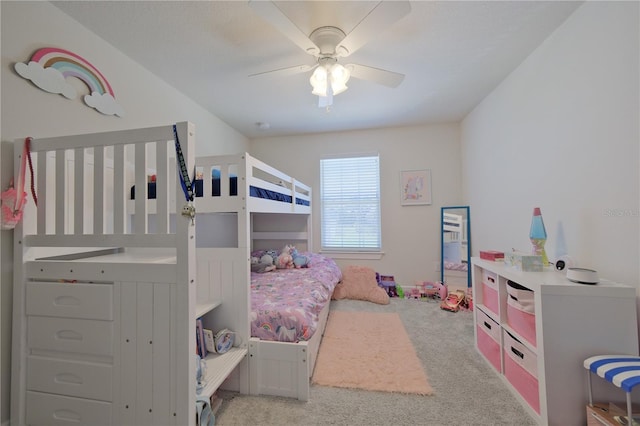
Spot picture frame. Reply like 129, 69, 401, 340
400, 169, 432, 206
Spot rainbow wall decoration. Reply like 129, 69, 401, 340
14, 47, 124, 117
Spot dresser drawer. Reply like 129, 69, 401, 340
28, 317, 113, 356
26, 281, 113, 320
27, 356, 113, 402
26, 391, 112, 426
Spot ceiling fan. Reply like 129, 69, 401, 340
248, 0, 411, 107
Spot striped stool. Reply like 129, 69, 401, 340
584, 355, 640, 425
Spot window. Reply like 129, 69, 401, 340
320, 155, 381, 251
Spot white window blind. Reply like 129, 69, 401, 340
320, 155, 381, 251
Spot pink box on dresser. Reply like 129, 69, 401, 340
503, 330, 539, 414
480, 250, 505, 261
481, 270, 499, 315
476, 309, 501, 372
507, 305, 536, 347
506, 280, 536, 347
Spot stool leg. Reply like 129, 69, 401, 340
587, 371, 593, 406
627, 392, 633, 426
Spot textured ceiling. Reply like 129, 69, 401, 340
52, 1, 582, 139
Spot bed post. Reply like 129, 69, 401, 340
10, 139, 27, 425
173, 121, 197, 425
307, 209, 313, 251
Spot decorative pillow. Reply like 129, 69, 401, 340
332, 265, 389, 305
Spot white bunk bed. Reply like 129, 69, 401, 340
11, 122, 324, 426
186, 152, 329, 402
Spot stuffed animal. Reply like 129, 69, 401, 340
271, 245, 291, 269
290, 247, 310, 268
276, 251, 294, 269
259, 249, 278, 268
251, 256, 275, 273
260, 253, 275, 266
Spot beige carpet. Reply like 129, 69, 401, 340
312, 310, 433, 395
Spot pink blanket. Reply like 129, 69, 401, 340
251, 252, 342, 342
444, 260, 468, 271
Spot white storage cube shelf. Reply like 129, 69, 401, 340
471, 257, 639, 426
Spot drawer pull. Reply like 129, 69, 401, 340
54, 295, 80, 306
511, 346, 524, 359
53, 409, 81, 423
55, 330, 83, 341
483, 321, 492, 330
54, 372, 83, 385
487, 276, 495, 284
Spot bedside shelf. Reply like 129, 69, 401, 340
196, 300, 221, 319
197, 347, 247, 399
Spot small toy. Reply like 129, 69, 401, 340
395, 284, 404, 298
290, 246, 310, 268
440, 289, 466, 312
260, 249, 278, 267
422, 281, 441, 298
276, 251, 294, 269
409, 286, 422, 299
460, 287, 473, 311
251, 256, 275, 273
376, 273, 398, 297
276, 244, 294, 269
408, 281, 446, 301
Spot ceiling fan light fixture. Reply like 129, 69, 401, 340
318, 92, 333, 108
310, 66, 328, 96
329, 63, 350, 95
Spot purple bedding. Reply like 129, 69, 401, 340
250, 252, 342, 343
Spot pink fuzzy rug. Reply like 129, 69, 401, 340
312, 311, 433, 395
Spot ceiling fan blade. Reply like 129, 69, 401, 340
336, 1, 411, 58
249, 64, 315, 79
347, 64, 405, 88
248, 0, 320, 56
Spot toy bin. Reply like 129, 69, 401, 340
503, 330, 540, 414
506, 280, 536, 347
481, 270, 499, 316
476, 308, 501, 372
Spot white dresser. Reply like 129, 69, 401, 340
471, 257, 639, 425
23, 280, 116, 425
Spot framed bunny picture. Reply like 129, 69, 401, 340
400, 169, 432, 206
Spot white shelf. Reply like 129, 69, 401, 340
196, 300, 221, 319
471, 257, 639, 425
197, 347, 247, 399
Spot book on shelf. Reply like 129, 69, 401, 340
203, 328, 215, 354
196, 317, 207, 358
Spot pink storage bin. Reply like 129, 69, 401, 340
506, 280, 536, 347
476, 309, 501, 372
503, 330, 539, 414
481, 270, 499, 315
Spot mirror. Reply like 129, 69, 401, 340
441, 206, 471, 291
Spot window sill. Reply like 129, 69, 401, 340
319, 251, 385, 260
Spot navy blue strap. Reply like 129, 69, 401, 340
173, 125, 195, 202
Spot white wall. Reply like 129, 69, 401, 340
1, 2, 248, 154
0, 2, 249, 423
461, 2, 639, 289
250, 123, 462, 286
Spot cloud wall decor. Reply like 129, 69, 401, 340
14, 47, 124, 117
